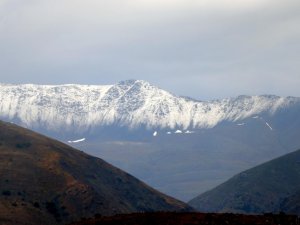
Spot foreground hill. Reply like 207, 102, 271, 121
2, 80, 300, 200
69, 212, 299, 225
189, 149, 300, 215
0, 121, 190, 225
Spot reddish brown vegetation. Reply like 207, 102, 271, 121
0, 121, 191, 225
70, 212, 300, 225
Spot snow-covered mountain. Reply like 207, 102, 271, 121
0, 80, 298, 134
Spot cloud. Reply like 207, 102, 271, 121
0, 0, 299, 99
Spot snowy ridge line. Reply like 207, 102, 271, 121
0, 80, 298, 132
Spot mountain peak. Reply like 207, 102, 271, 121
116, 79, 152, 87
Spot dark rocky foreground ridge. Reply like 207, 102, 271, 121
189, 148, 300, 215
0, 121, 191, 225
69, 212, 300, 225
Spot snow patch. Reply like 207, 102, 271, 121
185, 130, 195, 134
175, 130, 183, 134
166, 131, 171, 134
265, 122, 273, 131
237, 123, 245, 126
153, 131, 158, 137
68, 138, 86, 143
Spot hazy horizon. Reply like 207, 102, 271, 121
1, 0, 299, 100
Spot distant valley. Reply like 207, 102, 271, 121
1, 80, 300, 201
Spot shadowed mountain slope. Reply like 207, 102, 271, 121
69, 212, 299, 225
0, 121, 191, 225
189, 149, 300, 215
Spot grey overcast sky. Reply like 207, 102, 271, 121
0, 0, 299, 100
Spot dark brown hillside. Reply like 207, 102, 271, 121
69, 212, 300, 225
189, 148, 300, 214
0, 121, 191, 225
